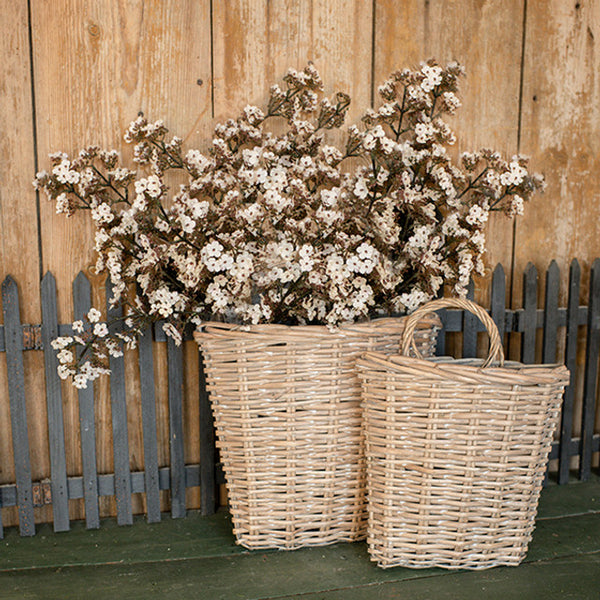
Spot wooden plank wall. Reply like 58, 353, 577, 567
1, 0, 598, 527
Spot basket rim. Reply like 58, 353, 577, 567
357, 351, 570, 387
194, 314, 441, 342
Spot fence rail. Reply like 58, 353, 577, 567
0, 260, 599, 539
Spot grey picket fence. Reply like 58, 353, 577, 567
0, 271, 217, 538
0, 260, 599, 539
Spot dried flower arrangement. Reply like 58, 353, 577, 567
34, 61, 544, 388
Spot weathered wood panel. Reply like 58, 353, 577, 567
0, 0, 49, 529
373, 0, 525, 301
516, 2, 600, 287
0, 1, 41, 321
212, 0, 373, 125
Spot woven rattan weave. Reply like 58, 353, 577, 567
194, 316, 439, 550
358, 298, 570, 569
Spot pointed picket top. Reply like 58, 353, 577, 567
547, 259, 559, 276
591, 258, 600, 293
492, 263, 506, 282
523, 262, 539, 299
569, 259, 581, 292
73, 271, 92, 322
2, 274, 22, 341
42, 270, 57, 287
73, 270, 92, 301
2, 275, 23, 353
2, 274, 18, 292
73, 269, 91, 287
41, 272, 58, 324
2, 275, 20, 320
543, 261, 560, 364
524, 261, 538, 279
545, 260, 560, 300
521, 263, 538, 364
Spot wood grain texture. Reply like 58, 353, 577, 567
32, 0, 212, 311
0, 0, 50, 528
212, 0, 373, 125
0, 0, 41, 321
373, 0, 526, 303
516, 1, 600, 293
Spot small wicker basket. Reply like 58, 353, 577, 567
194, 316, 439, 550
358, 298, 570, 570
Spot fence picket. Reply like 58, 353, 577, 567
1, 276, 35, 536
579, 258, 600, 480
543, 261, 560, 363
41, 272, 70, 531
167, 335, 186, 518
522, 263, 538, 364
199, 353, 217, 515
106, 279, 133, 525
138, 324, 161, 522
490, 264, 506, 350
434, 310, 446, 356
462, 280, 477, 358
558, 260, 580, 484
73, 271, 100, 529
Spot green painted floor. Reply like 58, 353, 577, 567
1, 476, 599, 600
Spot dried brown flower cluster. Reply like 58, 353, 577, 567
35, 61, 543, 387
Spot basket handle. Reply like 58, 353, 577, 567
401, 298, 505, 368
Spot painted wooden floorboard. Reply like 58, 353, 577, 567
0, 544, 598, 600
0, 510, 598, 598
0, 478, 598, 600
276, 553, 600, 600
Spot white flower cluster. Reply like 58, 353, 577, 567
34, 61, 544, 386
51, 308, 116, 389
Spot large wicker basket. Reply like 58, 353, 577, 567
357, 298, 570, 570
194, 316, 439, 550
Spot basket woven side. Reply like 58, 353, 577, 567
358, 353, 569, 570
195, 316, 439, 550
